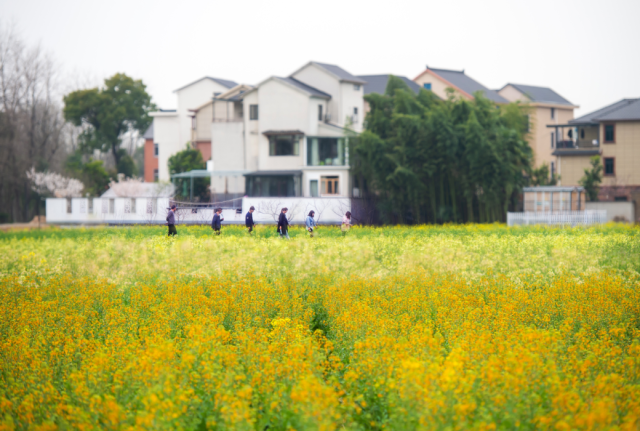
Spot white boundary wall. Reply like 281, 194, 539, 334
46, 197, 350, 225
585, 202, 635, 223
507, 211, 607, 227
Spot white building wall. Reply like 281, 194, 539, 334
257, 79, 309, 171
302, 168, 350, 198
243, 91, 260, 172
211, 122, 245, 171
46, 197, 350, 225
340, 82, 364, 132
176, 79, 230, 148
153, 114, 180, 181
291, 64, 342, 125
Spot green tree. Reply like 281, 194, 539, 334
579, 155, 603, 201
353, 88, 533, 223
530, 163, 560, 186
168, 145, 208, 201
63, 73, 156, 171
65, 153, 111, 196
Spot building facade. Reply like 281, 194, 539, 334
498, 84, 577, 171
551, 98, 640, 222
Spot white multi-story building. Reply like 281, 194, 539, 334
149, 77, 238, 181
149, 61, 366, 198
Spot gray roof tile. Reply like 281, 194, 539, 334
143, 123, 153, 140
507, 83, 573, 106
174, 76, 238, 92
313, 62, 367, 84
428, 68, 509, 104
570, 98, 640, 124
357, 74, 421, 95
276, 77, 331, 99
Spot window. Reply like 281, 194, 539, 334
580, 128, 585, 139
423, 83, 432, 90
604, 124, 615, 143
146, 198, 157, 214
154, 143, 158, 157
191, 116, 197, 130
614, 196, 628, 202
550, 161, 555, 177
318, 104, 323, 121
310, 180, 319, 197
307, 137, 346, 166
353, 84, 361, 91
268, 134, 300, 156
604, 157, 615, 176
353, 107, 358, 123
153, 169, 159, 182
550, 108, 555, 119
249, 104, 259, 120
551, 132, 555, 148
321, 176, 339, 195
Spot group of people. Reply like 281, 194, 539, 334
166, 204, 352, 238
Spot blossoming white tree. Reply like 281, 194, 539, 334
26, 168, 84, 198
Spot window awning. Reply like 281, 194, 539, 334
244, 170, 302, 177
262, 130, 305, 136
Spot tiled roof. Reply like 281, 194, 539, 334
427, 67, 509, 104
570, 98, 640, 124
357, 74, 421, 95
506, 83, 573, 106
143, 123, 153, 140
174, 77, 238, 92
276, 77, 331, 99
312, 62, 367, 84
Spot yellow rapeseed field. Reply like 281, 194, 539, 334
1, 224, 639, 430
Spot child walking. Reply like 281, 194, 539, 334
341, 211, 351, 236
306, 210, 316, 238
211, 208, 224, 235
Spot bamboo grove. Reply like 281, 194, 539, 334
352, 77, 532, 224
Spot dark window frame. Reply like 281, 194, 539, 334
154, 143, 159, 157
318, 104, 323, 121
423, 83, 432, 90
550, 107, 555, 119
603, 157, 615, 176
268, 134, 301, 156
249, 104, 259, 120
603, 123, 615, 143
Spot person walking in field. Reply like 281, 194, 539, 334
306, 210, 316, 238
246, 206, 256, 235
211, 208, 224, 235
278, 207, 290, 239
341, 211, 352, 236
166, 204, 177, 236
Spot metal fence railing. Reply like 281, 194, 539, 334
507, 210, 607, 227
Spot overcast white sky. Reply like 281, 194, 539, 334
2, 0, 639, 116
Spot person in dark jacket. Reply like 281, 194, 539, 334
211, 208, 224, 235
245, 206, 255, 234
166, 204, 177, 236
277, 207, 289, 239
